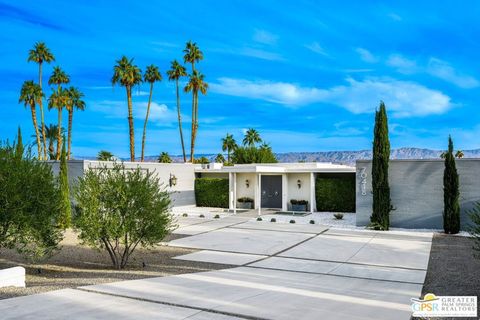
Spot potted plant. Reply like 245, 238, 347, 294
290, 199, 308, 211
237, 197, 254, 209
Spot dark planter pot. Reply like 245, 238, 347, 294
292, 204, 307, 212
237, 201, 253, 209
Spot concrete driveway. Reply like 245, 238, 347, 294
0, 217, 432, 320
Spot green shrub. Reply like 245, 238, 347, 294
238, 197, 254, 203
257, 217, 263, 221
214, 214, 220, 219
182, 213, 188, 217
270, 218, 276, 222
73, 163, 174, 269
0, 143, 64, 261
289, 219, 296, 224
195, 178, 229, 208
468, 202, 480, 257
199, 214, 205, 218
291, 199, 308, 205
334, 213, 344, 220
316, 175, 355, 212
309, 220, 315, 224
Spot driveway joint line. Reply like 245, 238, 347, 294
243, 228, 330, 267
76, 287, 269, 320
243, 265, 424, 285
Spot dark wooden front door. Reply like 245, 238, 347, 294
261, 175, 282, 208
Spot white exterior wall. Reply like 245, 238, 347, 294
236, 173, 256, 206
49, 161, 197, 207
286, 173, 312, 210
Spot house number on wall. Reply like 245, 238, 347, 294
359, 167, 367, 196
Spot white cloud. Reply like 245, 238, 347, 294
386, 54, 418, 74
240, 47, 284, 61
90, 100, 180, 126
253, 29, 278, 45
210, 77, 452, 118
388, 13, 402, 21
385, 54, 479, 89
427, 58, 479, 89
355, 48, 378, 63
305, 42, 328, 56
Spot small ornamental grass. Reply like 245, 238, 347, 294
214, 214, 220, 219
256, 217, 263, 221
289, 219, 296, 224
309, 220, 315, 224
73, 163, 175, 269
270, 218, 276, 223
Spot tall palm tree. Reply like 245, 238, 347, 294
183, 42, 204, 162
221, 133, 237, 163
140, 65, 162, 162
243, 128, 262, 146
28, 42, 55, 160
184, 70, 208, 162
167, 60, 188, 162
259, 142, 272, 152
19, 81, 43, 158
48, 66, 70, 160
65, 87, 85, 160
112, 56, 142, 161
48, 88, 68, 160
183, 41, 203, 73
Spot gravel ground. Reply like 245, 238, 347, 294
414, 234, 480, 320
0, 229, 235, 300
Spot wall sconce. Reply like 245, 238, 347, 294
245, 179, 250, 188
169, 174, 177, 187
297, 179, 302, 189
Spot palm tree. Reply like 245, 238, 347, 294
112, 56, 142, 161
65, 87, 85, 159
243, 128, 262, 146
215, 153, 225, 163
140, 65, 162, 162
183, 41, 203, 72
455, 150, 464, 159
158, 152, 172, 163
221, 133, 237, 163
259, 142, 272, 152
184, 71, 208, 162
19, 81, 43, 158
48, 88, 68, 160
48, 66, 70, 160
183, 42, 204, 162
97, 150, 114, 161
167, 60, 188, 162
28, 42, 55, 160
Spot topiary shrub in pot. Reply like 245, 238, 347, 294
290, 199, 308, 211
237, 197, 254, 209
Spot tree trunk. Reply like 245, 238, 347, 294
67, 109, 73, 160
141, 83, 154, 162
56, 108, 62, 160
176, 79, 186, 163
38, 62, 47, 161
190, 90, 196, 162
127, 87, 135, 162
30, 104, 42, 158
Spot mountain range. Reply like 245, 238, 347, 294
77, 147, 480, 165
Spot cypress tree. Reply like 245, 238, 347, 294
59, 136, 71, 228
370, 101, 391, 230
15, 126, 24, 158
443, 135, 460, 234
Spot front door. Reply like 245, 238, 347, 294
261, 175, 282, 208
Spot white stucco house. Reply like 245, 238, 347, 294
196, 162, 355, 214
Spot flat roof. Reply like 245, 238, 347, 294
195, 162, 355, 173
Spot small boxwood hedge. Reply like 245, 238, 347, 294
195, 178, 229, 208
315, 175, 355, 212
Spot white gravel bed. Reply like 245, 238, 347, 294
257, 211, 356, 228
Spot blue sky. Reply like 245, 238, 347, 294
1, 1, 480, 157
